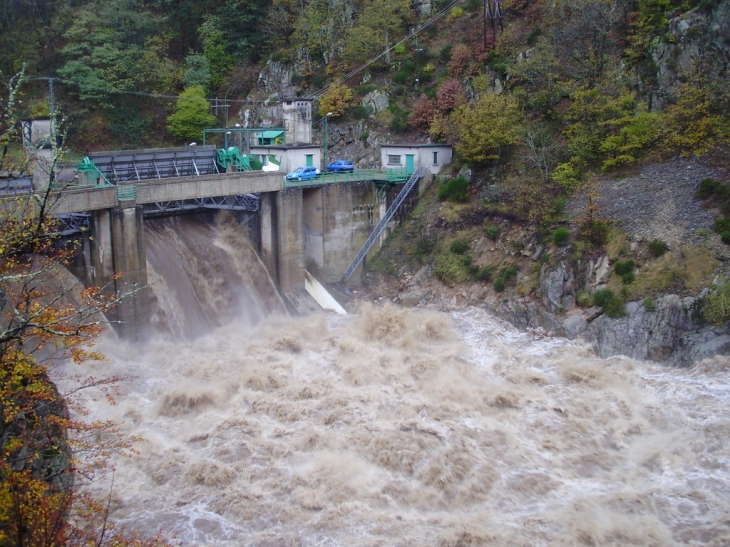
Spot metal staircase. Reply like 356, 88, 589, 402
341, 165, 425, 282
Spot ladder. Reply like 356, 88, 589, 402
341, 165, 425, 282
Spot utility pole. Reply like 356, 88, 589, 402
323, 112, 333, 169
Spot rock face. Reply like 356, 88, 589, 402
507, 264, 730, 367
651, 0, 730, 108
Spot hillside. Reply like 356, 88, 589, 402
350, 153, 730, 365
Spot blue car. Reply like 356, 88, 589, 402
285, 166, 320, 181
326, 159, 354, 172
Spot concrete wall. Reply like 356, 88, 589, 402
302, 188, 324, 271
276, 187, 305, 294
302, 181, 376, 283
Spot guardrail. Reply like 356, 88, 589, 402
282, 168, 412, 188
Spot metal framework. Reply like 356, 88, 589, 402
88, 147, 222, 185
54, 213, 91, 236
141, 194, 260, 217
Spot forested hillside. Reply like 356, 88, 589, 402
1, 0, 728, 159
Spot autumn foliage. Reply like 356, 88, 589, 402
0, 72, 174, 547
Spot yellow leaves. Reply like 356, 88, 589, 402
317, 83, 353, 118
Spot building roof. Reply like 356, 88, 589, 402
257, 130, 285, 139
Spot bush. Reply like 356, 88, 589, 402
450, 239, 470, 254
593, 289, 625, 318
621, 271, 635, 284
415, 235, 436, 259
648, 239, 669, 257
643, 296, 657, 312
723, 230, 730, 245
695, 177, 727, 199
552, 227, 570, 246
715, 217, 730, 234
485, 224, 500, 241
613, 260, 636, 276
474, 264, 496, 281
493, 277, 506, 292
704, 278, 730, 325
576, 290, 593, 307
437, 176, 470, 202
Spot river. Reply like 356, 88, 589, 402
70, 213, 730, 546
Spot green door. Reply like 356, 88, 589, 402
306, 154, 314, 166
405, 154, 415, 174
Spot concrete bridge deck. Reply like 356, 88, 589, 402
49, 169, 410, 215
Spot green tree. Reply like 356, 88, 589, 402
182, 53, 212, 92
341, 0, 413, 68
166, 85, 217, 141
58, 0, 171, 106
451, 93, 523, 163
294, 0, 355, 65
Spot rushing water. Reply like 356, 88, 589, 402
72, 213, 730, 546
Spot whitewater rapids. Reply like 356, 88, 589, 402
76, 304, 730, 546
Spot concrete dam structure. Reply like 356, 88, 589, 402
48, 148, 433, 339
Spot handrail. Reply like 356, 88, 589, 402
341, 165, 425, 282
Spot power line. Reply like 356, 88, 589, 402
15, 0, 471, 107
311, 0, 468, 99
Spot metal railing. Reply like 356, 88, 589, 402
283, 168, 412, 188
341, 165, 425, 282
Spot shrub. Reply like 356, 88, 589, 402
415, 235, 436, 259
723, 230, 730, 245
643, 296, 656, 312
552, 227, 570, 246
448, 6, 464, 19
648, 239, 669, 257
576, 290, 593, 307
474, 264, 496, 281
621, 271, 635, 284
498, 266, 518, 283
613, 260, 636, 276
715, 217, 730, 234
437, 176, 470, 202
704, 278, 730, 325
450, 239, 470, 254
408, 95, 437, 133
493, 277, 506, 292
696, 177, 726, 199
485, 224, 500, 241
593, 289, 625, 318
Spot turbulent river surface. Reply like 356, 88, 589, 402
72, 214, 730, 546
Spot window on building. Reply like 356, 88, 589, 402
387, 154, 401, 165
433, 151, 439, 165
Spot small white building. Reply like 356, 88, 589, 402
248, 144, 321, 174
380, 143, 452, 175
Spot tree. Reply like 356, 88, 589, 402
317, 83, 353, 118
550, 0, 624, 86
451, 93, 523, 163
166, 85, 217, 142
436, 78, 466, 113
58, 0, 171, 107
341, 0, 413, 68
408, 95, 436, 133
0, 71, 174, 547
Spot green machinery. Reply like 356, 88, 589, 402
216, 147, 263, 172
